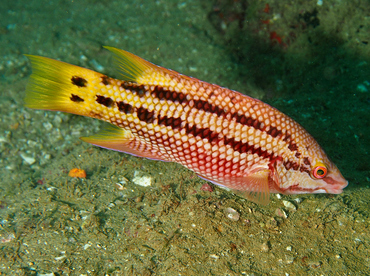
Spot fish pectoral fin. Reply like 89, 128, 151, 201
197, 169, 270, 205
236, 170, 270, 205
81, 124, 165, 161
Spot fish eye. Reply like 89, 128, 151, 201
312, 163, 328, 179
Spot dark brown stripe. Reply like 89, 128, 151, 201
158, 115, 182, 130
148, 86, 298, 151
101, 75, 110, 85
116, 101, 134, 114
303, 157, 311, 166
133, 104, 292, 164
121, 82, 146, 96
70, 94, 84, 103
132, 85, 146, 96
182, 121, 275, 161
96, 95, 114, 107
288, 143, 298, 151
300, 165, 310, 174
71, 76, 87, 87
283, 160, 299, 171
152, 86, 188, 104
158, 110, 306, 173
267, 126, 282, 138
137, 107, 155, 123
120, 83, 297, 159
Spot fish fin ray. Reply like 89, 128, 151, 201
103, 46, 190, 85
24, 55, 102, 116
81, 124, 166, 161
197, 169, 270, 205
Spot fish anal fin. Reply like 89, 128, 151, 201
80, 124, 165, 161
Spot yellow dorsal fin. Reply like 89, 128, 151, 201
103, 46, 154, 81
104, 46, 185, 85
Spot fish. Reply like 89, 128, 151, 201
24, 46, 348, 205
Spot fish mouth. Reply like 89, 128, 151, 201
322, 174, 348, 194
281, 177, 348, 195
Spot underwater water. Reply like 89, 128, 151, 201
0, 0, 369, 274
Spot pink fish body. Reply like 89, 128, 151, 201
24, 47, 348, 204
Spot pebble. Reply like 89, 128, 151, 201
285, 255, 294, 264
20, 153, 36, 165
275, 208, 288, 218
283, 200, 297, 211
266, 217, 278, 229
132, 171, 152, 187
209, 254, 219, 260
293, 198, 302, 204
260, 242, 270, 252
43, 121, 53, 131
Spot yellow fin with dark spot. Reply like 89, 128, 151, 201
24, 55, 103, 116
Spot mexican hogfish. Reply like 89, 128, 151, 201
24, 47, 348, 205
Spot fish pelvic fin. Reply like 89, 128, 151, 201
236, 170, 270, 205
198, 169, 271, 205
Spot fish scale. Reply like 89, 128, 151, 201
24, 46, 348, 205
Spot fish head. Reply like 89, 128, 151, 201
274, 147, 348, 195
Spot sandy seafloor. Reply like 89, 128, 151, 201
0, 0, 369, 275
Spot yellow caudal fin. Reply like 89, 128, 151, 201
24, 55, 104, 116
104, 46, 186, 85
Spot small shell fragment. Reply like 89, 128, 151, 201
118, 176, 129, 185
224, 207, 240, 221
115, 183, 125, 190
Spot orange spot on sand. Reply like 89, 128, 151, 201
68, 168, 86, 178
